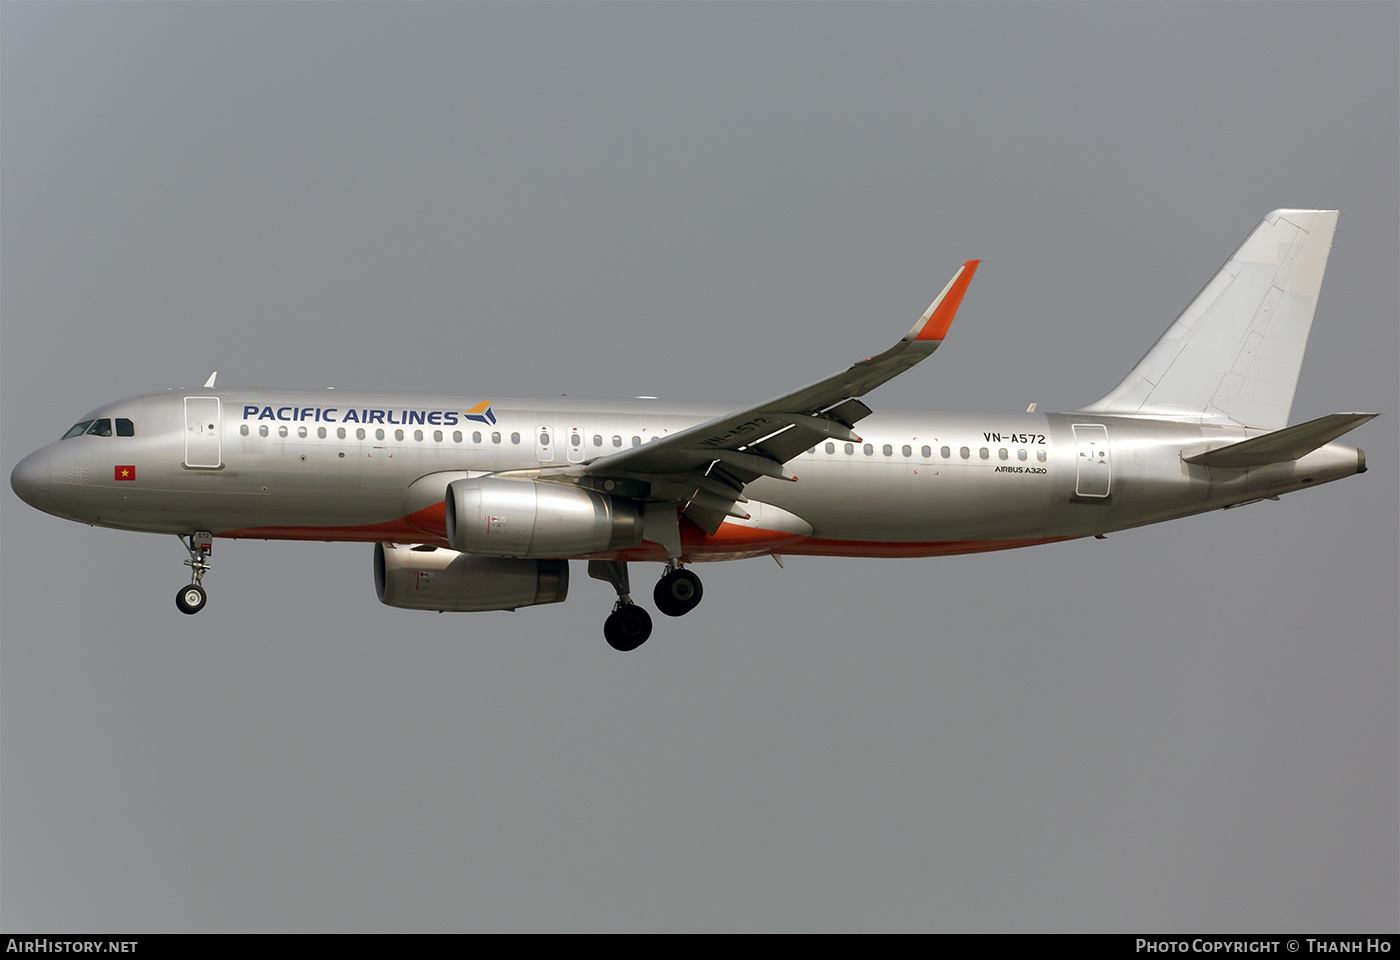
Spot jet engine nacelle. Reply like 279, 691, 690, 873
373, 542, 568, 612
444, 477, 644, 559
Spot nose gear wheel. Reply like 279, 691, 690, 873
176, 583, 207, 615
176, 532, 213, 615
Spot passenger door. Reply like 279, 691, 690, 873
1071, 423, 1111, 498
184, 397, 222, 468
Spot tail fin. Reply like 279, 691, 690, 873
1081, 209, 1339, 430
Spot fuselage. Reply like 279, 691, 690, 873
10, 389, 1366, 564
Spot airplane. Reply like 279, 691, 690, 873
9, 209, 1376, 651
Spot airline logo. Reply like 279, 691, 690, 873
114, 465, 136, 481
239, 402, 497, 428
464, 401, 497, 426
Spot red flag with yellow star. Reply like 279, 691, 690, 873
114, 465, 136, 481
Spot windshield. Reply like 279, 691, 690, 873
61, 420, 94, 440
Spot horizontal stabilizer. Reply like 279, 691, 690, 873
1183, 412, 1377, 468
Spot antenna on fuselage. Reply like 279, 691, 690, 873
203, 372, 218, 389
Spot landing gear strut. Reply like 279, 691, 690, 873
176, 531, 213, 615
654, 563, 703, 617
589, 560, 653, 651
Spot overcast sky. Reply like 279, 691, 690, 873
2, 3, 1396, 932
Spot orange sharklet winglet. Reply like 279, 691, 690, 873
910, 259, 980, 342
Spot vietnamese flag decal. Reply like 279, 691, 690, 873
114, 465, 136, 481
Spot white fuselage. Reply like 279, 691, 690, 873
11, 389, 1365, 564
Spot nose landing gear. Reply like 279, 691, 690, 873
176, 583, 207, 615
176, 532, 213, 615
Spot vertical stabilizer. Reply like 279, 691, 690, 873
1081, 209, 1338, 429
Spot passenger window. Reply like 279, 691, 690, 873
1018, 449, 1027, 461
979, 447, 989, 459
433, 430, 442, 442
844, 443, 854, 455
394, 429, 404, 441
539, 432, 549, 445
940, 446, 950, 459
922, 446, 931, 458
260, 425, 269, 437
807, 447, 816, 455
959, 446, 969, 459
116, 419, 135, 437
375, 428, 385, 441
86, 419, 113, 437
473, 431, 482, 443
1037, 449, 1047, 462
863, 443, 873, 456
491, 432, 501, 444
452, 431, 462, 442
571, 433, 580, 445
240, 424, 249, 436
62, 421, 94, 439
631, 436, 641, 447
882, 444, 893, 457
356, 428, 366, 440
298, 426, 308, 438
613, 435, 622, 447
318, 427, 327, 439
593, 435, 603, 447
511, 432, 520, 444
998, 448, 1008, 460
414, 429, 424, 441
825, 442, 835, 454
279, 426, 289, 438
337, 427, 346, 440
902, 445, 912, 457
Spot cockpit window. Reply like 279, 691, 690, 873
85, 419, 113, 437
116, 418, 135, 437
61, 420, 94, 439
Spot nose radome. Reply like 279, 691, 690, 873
10, 449, 50, 509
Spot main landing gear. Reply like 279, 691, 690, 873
175, 531, 213, 615
604, 604, 653, 653
589, 560, 705, 651
654, 564, 703, 617
590, 560, 651, 651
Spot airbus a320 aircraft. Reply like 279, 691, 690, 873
11, 210, 1375, 650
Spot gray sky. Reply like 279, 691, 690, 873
2, 3, 1395, 932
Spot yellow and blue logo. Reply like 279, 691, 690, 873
464, 401, 497, 426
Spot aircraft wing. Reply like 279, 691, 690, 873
575, 260, 979, 532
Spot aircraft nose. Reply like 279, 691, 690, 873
10, 449, 51, 510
